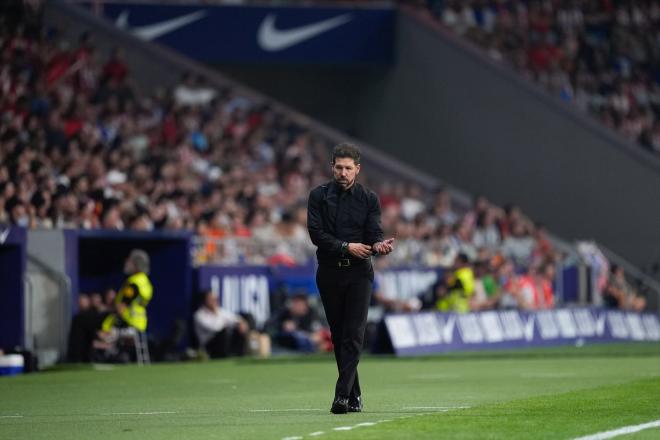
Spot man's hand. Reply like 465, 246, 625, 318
348, 243, 372, 259
282, 320, 296, 333
373, 238, 395, 255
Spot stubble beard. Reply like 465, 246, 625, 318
335, 176, 355, 190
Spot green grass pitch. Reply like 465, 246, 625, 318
1, 343, 659, 439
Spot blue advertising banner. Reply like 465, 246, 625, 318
375, 267, 441, 300
0, 226, 27, 350
195, 264, 443, 328
384, 309, 660, 356
197, 265, 272, 328
91, 2, 395, 64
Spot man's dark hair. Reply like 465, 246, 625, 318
332, 143, 361, 165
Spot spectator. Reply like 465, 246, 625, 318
424, 0, 660, 157
603, 265, 646, 312
5, 196, 29, 226
400, 184, 425, 221
531, 222, 556, 265
67, 294, 99, 362
473, 207, 501, 249
268, 211, 313, 266
435, 253, 475, 313
372, 273, 423, 314
430, 189, 458, 226
496, 257, 524, 309
194, 291, 249, 358
470, 260, 501, 311
102, 47, 128, 85
517, 262, 555, 310
173, 72, 216, 107
500, 222, 535, 266
271, 293, 330, 353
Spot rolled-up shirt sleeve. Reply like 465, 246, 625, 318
307, 187, 343, 256
364, 191, 384, 246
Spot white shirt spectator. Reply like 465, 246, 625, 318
194, 305, 240, 347
500, 235, 535, 265
401, 196, 425, 221
174, 84, 216, 107
473, 225, 501, 249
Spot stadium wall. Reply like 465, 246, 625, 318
25, 230, 72, 367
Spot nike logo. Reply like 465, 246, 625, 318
115, 9, 208, 41
257, 13, 353, 52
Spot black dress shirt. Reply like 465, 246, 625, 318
307, 180, 384, 262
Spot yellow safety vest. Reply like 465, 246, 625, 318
436, 267, 475, 313
102, 272, 153, 332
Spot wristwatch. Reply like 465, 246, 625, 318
341, 242, 349, 256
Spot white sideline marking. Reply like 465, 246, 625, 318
0, 415, 23, 418
103, 411, 177, 416
280, 404, 470, 440
249, 408, 322, 412
572, 420, 660, 440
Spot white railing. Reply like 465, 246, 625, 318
191, 236, 316, 266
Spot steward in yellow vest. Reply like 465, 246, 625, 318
102, 249, 153, 332
436, 253, 475, 313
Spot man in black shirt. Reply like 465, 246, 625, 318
307, 143, 394, 414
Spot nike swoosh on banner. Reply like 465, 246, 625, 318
115, 9, 208, 41
257, 13, 353, 52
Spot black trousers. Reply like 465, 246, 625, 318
205, 325, 247, 358
316, 261, 373, 398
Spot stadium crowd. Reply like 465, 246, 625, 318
1, 1, 647, 360
417, 0, 660, 157
0, 3, 333, 237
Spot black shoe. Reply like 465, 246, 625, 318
348, 395, 363, 412
331, 397, 349, 414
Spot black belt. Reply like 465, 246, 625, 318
318, 258, 370, 268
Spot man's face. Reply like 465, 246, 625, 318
205, 293, 218, 310
290, 298, 309, 316
332, 157, 360, 190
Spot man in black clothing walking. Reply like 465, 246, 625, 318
307, 143, 394, 414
